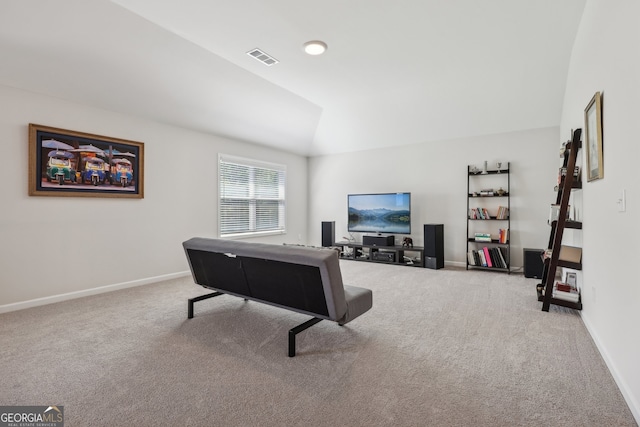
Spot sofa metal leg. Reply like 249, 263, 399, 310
288, 317, 322, 357
188, 292, 223, 319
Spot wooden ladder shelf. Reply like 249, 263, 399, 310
538, 128, 583, 311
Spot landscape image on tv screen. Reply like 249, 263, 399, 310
348, 192, 411, 234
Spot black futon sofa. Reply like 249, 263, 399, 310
183, 237, 373, 356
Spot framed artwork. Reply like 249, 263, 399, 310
28, 124, 144, 198
584, 92, 603, 182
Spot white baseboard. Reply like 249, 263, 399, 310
445, 260, 465, 268
0, 271, 191, 314
581, 313, 640, 424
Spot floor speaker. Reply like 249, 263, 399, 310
321, 221, 335, 247
523, 248, 544, 279
424, 224, 444, 269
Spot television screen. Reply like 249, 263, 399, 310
348, 193, 411, 234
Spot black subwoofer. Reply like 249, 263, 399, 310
523, 248, 544, 279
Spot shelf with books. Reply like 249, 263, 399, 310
469, 205, 509, 221
466, 162, 510, 273
467, 245, 510, 271
536, 282, 582, 310
468, 238, 509, 245
538, 129, 583, 311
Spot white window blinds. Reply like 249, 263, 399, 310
219, 154, 286, 237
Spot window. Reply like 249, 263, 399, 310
218, 154, 286, 237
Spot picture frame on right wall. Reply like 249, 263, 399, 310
584, 91, 603, 182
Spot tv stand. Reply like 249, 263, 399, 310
336, 242, 424, 268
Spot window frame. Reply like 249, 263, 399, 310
218, 154, 286, 238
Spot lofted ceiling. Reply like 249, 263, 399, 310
0, 0, 586, 156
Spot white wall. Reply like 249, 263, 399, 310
0, 85, 308, 310
308, 127, 560, 269
560, 0, 640, 420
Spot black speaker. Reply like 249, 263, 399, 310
424, 224, 444, 269
363, 235, 395, 246
523, 248, 544, 279
321, 221, 335, 247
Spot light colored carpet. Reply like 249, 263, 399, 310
0, 261, 636, 426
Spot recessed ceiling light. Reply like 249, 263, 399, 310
303, 40, 327, 55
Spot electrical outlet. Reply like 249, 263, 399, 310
617, 189, 626, 212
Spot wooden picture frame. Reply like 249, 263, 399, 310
584, 92, 603, 182
28, 124, 144, 198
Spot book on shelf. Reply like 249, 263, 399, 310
471, 207, 491, 219
496, 206, 509, 219
469, 207, 488, 219
467, 251, 476, 266
491, 247, 507, 269
542, 282, 580, 303
467, 247, 508, 268
478, 250, 487, 267
486, 246, 505, 269
483, 247, 493, 267
553, 291, 580, 303
488, 247, 500, 268
498, 228, 509, 244
471, 206, 508, 220
474, 232, 492, 242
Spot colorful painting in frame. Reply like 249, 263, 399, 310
28, 124, 144, 198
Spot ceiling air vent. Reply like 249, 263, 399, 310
247, 48, 279, 66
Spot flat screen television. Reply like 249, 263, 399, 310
347, 192, 411, 234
